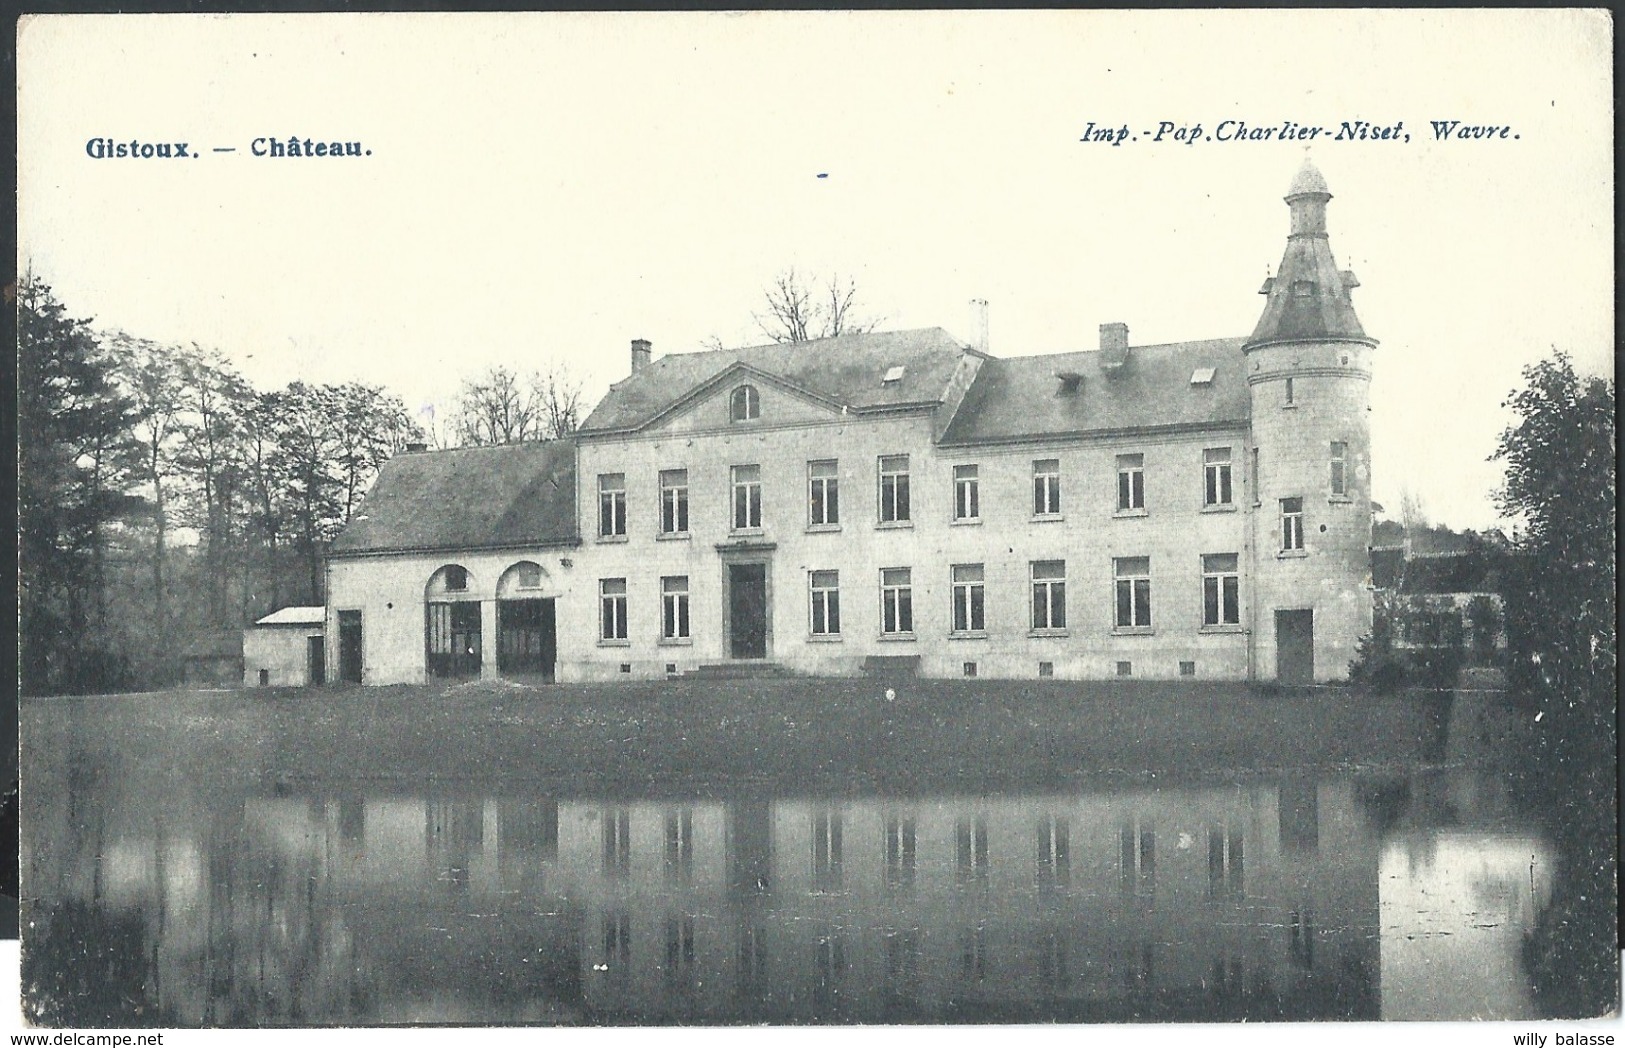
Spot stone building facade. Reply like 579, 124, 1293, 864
325, 160, 1374, 685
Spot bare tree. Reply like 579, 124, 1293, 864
452, 365, 542, 446
535, 364, 584, 439
753, 268, 881, 344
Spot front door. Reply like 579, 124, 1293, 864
338, 610, 363, 683
307, 635, 326, 686
1276, 609, 1315, 684
729, 563, 768, 659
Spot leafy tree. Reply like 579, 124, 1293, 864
17, 276, 139, 694
753, 267, 881, 344
1491, 350, 1615, 707
173, 346, 255, 624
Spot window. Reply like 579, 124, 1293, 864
1330, 441, 1348, 496
882, 364, 906, 384
443, 565, 469, 592
1037, 815, 1071, 888
952, 564, 986, 633
955, 816, 990, 884
730, 384, 759, 422
878, 455, 911, 523
598, 474, 627, 538
884, 815, 917, 889
953, 464, 980, 521
1285, 377, 1295, 405
661, 576, 690, 640
1038, 661, 1054, 678
812, 810, 843, 892
810, 570, 840, 636
1119, 820, 1156, 896
1114, 557, 1151, 628
1280, 497, 1304, 551
1116, 453, 1145, 511
603, 808, 631, 878
1204, 448, 1233, 506
665, 917, 696, 981
1031, 560, 1067, 630
600, 578, 628, 641
880, 568, 913, 635
1251, 447, 1261, 504
664, 808, 693, 883
959, 927, 988, 983
732, 464, 762, 530
601, 912, 631, 974
1202, 554, 1240, 626
514, 562, 543, 589
1033, 458, 1061, 516
659, 469, 689, 534
1208, 823, 1245, 898
808, 460, 839, 526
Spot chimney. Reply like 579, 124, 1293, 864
968, 299, 990, 354
630, 338, 652, 374
1099, 322, 1130, 370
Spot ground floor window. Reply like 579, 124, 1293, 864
1202, 553, 1240, 625
810, 570, 841, 636
661, 576, 690, 640
952, 563, 985, 632
601, 578, 628, 641
881, 568, 913, 635
1031, 560, 1066, 630
1114, 557, 1152, 628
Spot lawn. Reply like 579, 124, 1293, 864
24, 677, 1456, 797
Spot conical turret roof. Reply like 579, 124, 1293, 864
1245, 161, 1373, 350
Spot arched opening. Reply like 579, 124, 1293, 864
425, 565, 481, 678
496, 561, 557, 681
730, 384, 760, 422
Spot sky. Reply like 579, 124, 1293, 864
17, 10, 1614, 533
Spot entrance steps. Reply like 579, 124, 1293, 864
684, 662, 797, 680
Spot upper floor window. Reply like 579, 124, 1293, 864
879, 455, 911, 524
1031, 560, 1067, 630
952, 563, 985, 634
659, 469, 689, 534
598, 473, 627, 538
1284, 377, 1296, 405
730, 384, 760, 422
732, 464, 762, 531
809, 459, 840, 527
1329, 441, 1348, 497
1114, 556, 1151, 629
1116, 454, 1145, 511
1033, 459, 1061, 516
1202, 553, 1240, 626
1204, 447, 1233, 506
880, 567, 914, 635
1280, 497, 1305, 551
953, 464, 980, 521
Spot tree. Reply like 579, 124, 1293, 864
172, 346, 255, 625
17, 276, 139, 694
451, 364, 581, 445
1491, 349, 1615, 705
753, 268, 881, 344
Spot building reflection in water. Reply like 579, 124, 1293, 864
23, 754, 1556, 1026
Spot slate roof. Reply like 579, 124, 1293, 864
938, 337, 1250, 445
579, 328, 973, 434
330, 440, 579, 556
254, 606, 326, 627
1247, 160, 1372, 349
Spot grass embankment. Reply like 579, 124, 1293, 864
168, 676, 1453, 796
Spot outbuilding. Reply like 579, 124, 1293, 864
244, 606, 327, 687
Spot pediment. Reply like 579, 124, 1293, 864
642, 362, 849, 435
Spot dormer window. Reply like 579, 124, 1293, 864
1056, 371, 1083, 395
730, 384, 760, 422
1190, 367, 1215, 385
1291, 280, 1316, 298
881, 365, 906, 385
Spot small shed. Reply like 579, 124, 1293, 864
244, 606, 327, 687
181, 632, 245, 688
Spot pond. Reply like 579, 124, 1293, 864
17, 686, 1609, 1026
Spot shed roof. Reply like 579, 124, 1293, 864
330, 440, 579, 556
938, 337, 1250, 445
579, 328, 974, 434
254, 606, 326, 627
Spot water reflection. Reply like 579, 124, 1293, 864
24, 738, 1564, 1026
